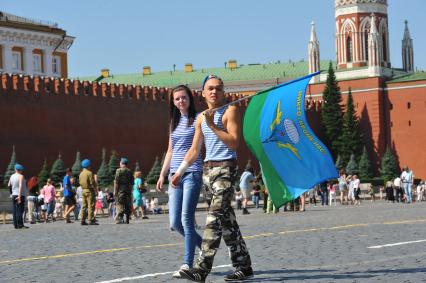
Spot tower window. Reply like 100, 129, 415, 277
382, 34, 387, 62
408, 120, 411, 126
347, 37, 353, 62
389, 103, 393, 110
364, 32, 369, 61
407, 102, 411, 109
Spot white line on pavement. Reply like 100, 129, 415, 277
368, 239, 426, 249
95, 264, 232, 283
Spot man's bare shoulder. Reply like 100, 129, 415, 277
196, 111, 206, 125
225, 105, 240, 115
224, 105, 240, 119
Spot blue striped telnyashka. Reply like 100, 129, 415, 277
201, 106, 237, 162
170, 114, 203, 173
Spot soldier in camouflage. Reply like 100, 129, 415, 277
79, 159, 98, 225
114, 158, 134, 224
172, 75, 253, 282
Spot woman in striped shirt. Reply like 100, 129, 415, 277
156, 85, 203, 278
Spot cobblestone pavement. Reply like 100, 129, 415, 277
1, 201, 425, 283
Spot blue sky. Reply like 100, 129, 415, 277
2, 0, 425, 77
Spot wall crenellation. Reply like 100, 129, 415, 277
0, 73, 321, 112
0, 73, 181, 103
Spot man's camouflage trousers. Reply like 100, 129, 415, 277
195, 165, 252, 273
115, 191, 132, 221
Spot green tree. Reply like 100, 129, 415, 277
97, 148, 111, 187
146, 156, 161, 184
50, 153, 66, 185
38, 159, 50, 187
380, 146, 400, 182
108, 150, 120, 178
339, 88, 363, 164
335, 154, 344, 171
345, 154, 358, 175
71, 151, 82, 183
321, 62, 344, 157
3, 145, 17, 186
358, 146, 373, 179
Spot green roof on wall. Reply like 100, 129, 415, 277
77, 60, 334, 87
388, 72, 426, 83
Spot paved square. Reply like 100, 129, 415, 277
1, 201, 425, 282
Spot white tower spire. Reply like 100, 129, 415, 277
402, 20, 414, 73
308, 21, 320, 76
368, 13, 382, 75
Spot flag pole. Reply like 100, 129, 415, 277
211, 71, 320, 112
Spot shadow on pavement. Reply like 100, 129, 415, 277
228, 269, 373, 282
237, 267, 426, 281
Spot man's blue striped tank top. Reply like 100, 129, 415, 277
201, 106, 237, 162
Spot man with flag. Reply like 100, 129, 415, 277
171, 75, 253, 282
243, 72, 338, 208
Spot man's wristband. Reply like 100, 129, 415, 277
175, 161, 189, 175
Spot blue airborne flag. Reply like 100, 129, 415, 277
243, 72, 338, 207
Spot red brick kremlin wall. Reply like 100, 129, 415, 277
307, 77, 426, 179
385, 79, 426, 179
0, 74, 267, 179
1, 73, 424, 180
0, 74, 169, 178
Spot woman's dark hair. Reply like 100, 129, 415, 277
169, 85, 197, 131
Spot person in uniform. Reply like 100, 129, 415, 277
79, 159, 98, 225
114, 158, 134, 224
172, 75, 253, 282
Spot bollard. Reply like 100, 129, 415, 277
2, 211, 6, 224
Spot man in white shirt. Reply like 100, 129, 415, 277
401, 167, 414, 203
239, 167, 256, 215
393, 176, 402, 203
8, 164, 28, 229
352, 175, 361, 205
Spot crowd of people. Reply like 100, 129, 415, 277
232, 166, 426, 216
11, 162, 425, 229
7, 158, 160, 229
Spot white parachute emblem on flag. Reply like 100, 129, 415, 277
283, 119, 300, 144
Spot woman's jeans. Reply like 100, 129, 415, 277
168, 171, 203, 267
252, 195, 260, 208
403, 183, 412, 203
320, 191, 329, 205
46, 201, 55, 217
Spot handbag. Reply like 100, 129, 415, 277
139, 184, 147, 194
